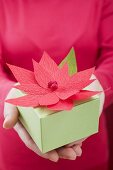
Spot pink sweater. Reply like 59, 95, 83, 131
0, 0, 113, 170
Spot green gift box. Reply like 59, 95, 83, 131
16, 91, 100, 153
6, 48, 100, 153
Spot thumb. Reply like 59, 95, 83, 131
3, 102, 19, 129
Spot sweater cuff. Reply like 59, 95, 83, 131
94, 71, 113, 109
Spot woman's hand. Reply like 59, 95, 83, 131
85, 74, 105, 115
3, 87, 83, 162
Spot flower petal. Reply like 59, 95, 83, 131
5, 95, 39, 107
38, 92, 59, 105
70, 90, 100, 101
67, 79, 95, 91
7, 64, 37, 84
54, 64, 70, 86
71, 67, 95, 82
32, 59, 54, 88
48, 99, 74, 110
39, 51, 58, 75
15, 84, 49, 95
68, 67, 95, 89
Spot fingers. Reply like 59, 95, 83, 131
14, 122, 42, 155
58, 138, 85, 160
3, 102, 19, 129
56, 147, 76, 160
72, 145, 82, 157
46, 150, 59, 162
3, 87, 20, 129
14, 122, 59, 162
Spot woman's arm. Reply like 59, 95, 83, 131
0, 2, 15, 102
0, 39, 15, 102
95, 0, 113, 109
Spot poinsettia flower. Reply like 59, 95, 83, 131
6, 52, 98, 110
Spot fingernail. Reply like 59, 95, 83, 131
76, 152, 82, 157
3, 117, 8, 128
69, 156, 76, 160
60, 156, 76, 160
3, 123, 5, 128
3, 116, 11, 129
73, 146, 82, 157
49, 155, 59, 162
49, 157, 59, 162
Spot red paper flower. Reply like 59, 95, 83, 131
6, 52, 99, 110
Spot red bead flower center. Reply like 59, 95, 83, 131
48, 81, 58, 91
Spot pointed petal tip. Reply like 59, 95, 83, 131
5, 98, 16, 105
32, 58, 39, 71
6, 62, 11, 66
70, 90, 101, 101
32, 58, 37, 65
6, 63, 14, 69
42, 51, 50, 56
40, 51, 51, 62
5, 95, 40, 107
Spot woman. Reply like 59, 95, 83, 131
0, 0, 113, 170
